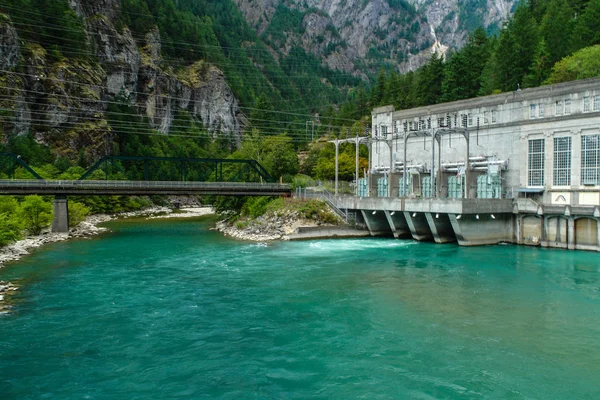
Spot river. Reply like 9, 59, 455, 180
1, 217, 599, 399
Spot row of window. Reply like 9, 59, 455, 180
377, 94, 600, 136
530, 95, 600, 119
374, 110, 498, 135
527, 135, 600, 187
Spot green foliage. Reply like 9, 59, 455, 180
241, 196, 274, 218
5, 134, 52, 167
570, 0, 600, 52
0, 0, 88, 60
442, 27, 491, 102
0, 196, 22, 246
416, 52, 445, 106
18, 195, 52, 235
362, 0, 600, 112
539, 0, 573, 67
0, 196, 18, 215
546, 45, 600, 84
297, 199, 339, 224
209, 195, 247, 214
0, 212, 21, 247
68, 201, 90, 227
260, 136, 299, 180
79, 196, 151, 214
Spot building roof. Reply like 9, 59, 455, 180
373, 77, 600, 119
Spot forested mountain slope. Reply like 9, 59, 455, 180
0, 0, 362, 165
234, 0, 518, 74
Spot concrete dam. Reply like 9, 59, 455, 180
325, 78, 600, 252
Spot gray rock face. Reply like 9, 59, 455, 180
68, 0, 120, 20
86, 16, 140, 97
235, 0, 516, 73
0, 21, 20, 70
0, 2, 244, 156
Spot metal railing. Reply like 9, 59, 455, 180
0, 179, 291, 194
296, 186, 349, 222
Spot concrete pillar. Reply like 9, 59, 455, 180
360, 210, 393, 237
51, 195, 69, 233
567, 217, 575, 250
425, 212, 457, 243
403, 211, 433, 241
541, 215, 547, 243
384, 210, 398, 238
361, 210, 374, 236
516, 215, 522, 244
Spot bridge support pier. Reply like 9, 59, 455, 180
51, 195, 69, 233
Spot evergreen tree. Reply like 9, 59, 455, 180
370, 70, 387, 107
442, 27, 491, 101
416, 52, 445, 106
570, 0, 600, 51
540, 0, 574, 66
525, 39, 553, 86
249, 93, 275, 133
494, 4, 539, 91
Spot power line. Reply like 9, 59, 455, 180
0, 71, 359, 123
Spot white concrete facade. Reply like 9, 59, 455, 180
370, 78, 600, 208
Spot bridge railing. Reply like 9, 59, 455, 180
296, 187, 350, 223
0, 179, 291, 191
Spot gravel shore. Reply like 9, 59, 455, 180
215, 211, 329, 242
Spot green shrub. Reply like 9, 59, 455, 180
241, 196, 273, 218
68, 201, 90, 227
18, 195, 52, 235
0, 213, 22, 247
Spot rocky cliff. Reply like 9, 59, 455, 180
0, 0, 244, 162
234, 0, 517, 74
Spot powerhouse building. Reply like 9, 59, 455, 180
369, 78, 600, 207
331, 77, 600, 251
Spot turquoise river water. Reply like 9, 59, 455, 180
1, 217, 600, 399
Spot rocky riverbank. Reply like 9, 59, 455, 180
216, 211, 323, 241
215, 198, 346, 241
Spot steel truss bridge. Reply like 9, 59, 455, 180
0, 153, 291, 232
0, 153, 290, 196
0, 180, 290, 196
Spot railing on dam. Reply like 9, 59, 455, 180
0, 179, 292, 196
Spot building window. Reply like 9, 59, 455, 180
539, 103, 544, 118
491, 110, 497, 123
564, 99, 571, 115
483, 111, 488, 123
594, 95, 600, 111
381, 125, 387, 135
468, 113, 473, 126
555, 100, 563, 116
528, 139, 545, 187
553, 137, 572, 186
530, 104, 537, 119
584, 96, 591, 112
582, 135, 600, 185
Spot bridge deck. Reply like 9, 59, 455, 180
0, 180, 291, 196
